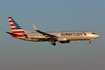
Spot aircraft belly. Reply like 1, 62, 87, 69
21, 38, 49, 42
67, 36, 89, 40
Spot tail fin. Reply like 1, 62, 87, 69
8, 17, 28, 38
8, 17, 25, 34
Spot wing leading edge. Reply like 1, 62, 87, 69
32, 24, 58, 39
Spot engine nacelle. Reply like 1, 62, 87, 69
57, 37, 67, 41
60, 41, 70, 44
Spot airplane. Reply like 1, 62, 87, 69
6, 17, 99, 46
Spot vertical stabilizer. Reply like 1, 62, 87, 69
8, 17, 28, 38
8, 17, 25, 34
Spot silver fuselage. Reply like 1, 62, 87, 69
16, 31, 99, 42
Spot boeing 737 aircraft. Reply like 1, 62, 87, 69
6, 17, 99, 46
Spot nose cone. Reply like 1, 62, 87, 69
96, 34, 99, 38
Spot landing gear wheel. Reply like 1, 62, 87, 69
53, 43, 56, 46
89, 41, 91, 44
51, 42, 56, 46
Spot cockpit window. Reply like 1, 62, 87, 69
92, 33, 96, 34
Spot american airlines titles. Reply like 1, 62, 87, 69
61, 33, 83, 36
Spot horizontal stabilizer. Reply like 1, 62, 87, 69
5, 31, 18, 35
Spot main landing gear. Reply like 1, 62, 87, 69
51, 42, 56, 46
51, 39, 56, 46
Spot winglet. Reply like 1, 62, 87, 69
32, 24, 37, 31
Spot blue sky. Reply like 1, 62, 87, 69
0, 0, 105, 70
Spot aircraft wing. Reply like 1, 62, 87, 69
32, 24, 58, 39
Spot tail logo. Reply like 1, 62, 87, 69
8, 17, 25, 34
8, 17, 28, 38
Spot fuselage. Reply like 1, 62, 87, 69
16, 31, 99, 42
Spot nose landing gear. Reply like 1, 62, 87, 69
89, 41, 91, 44
89, 39, 93, 44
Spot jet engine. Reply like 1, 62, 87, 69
57, 37, 70, 44
60, 41, 70, 43
57, 37, 67, 41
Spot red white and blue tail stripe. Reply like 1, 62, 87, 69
8, 17, 28, 38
